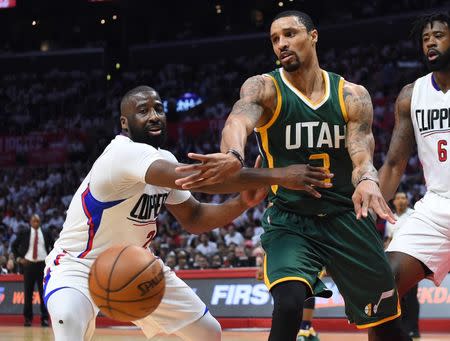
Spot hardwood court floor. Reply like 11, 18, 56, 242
1, 326, 450, 341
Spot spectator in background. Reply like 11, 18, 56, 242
210, 254, 223, 269
166, 252, 177, 270
195, 233, 218, 257
175, 250, 190, 270
224, 224, 244, 246
0, 255, 8, 274
194, 254, 210, 270
384, 192, 419, 339
11, 214, 53, 327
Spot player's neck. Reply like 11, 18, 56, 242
283, 60, 323, 98
432, 69, 450, 93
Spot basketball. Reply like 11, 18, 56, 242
88, 245, 165, 322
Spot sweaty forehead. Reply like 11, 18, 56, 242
271, 16, 305, 33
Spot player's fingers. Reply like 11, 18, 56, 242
187, 153, 209, 160
306, 177, 333, 188
181, 174, 223, 189
369, 198, 385, 219
361, 193, 370, 218
380, 198, 396, 224
307, 170, 335, 181
302, 185, 322, 198
175, 163, 205, 173
180, 178, 207, 189
175, 172, 205, 186
352, 193, 362, 219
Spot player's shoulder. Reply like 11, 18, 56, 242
112, 135, 158, 155
241, 74, 277, 99
157, 148, 178, 162
396, 82, 416, 105
342, 80, 369, 98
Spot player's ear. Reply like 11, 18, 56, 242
310, 29, 318, 45
120, 116, 128, 131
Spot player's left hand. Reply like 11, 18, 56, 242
352, 180, 396, 224
175, 152, 242, 188
239, 156, 269, 208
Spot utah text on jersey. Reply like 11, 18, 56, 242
285, 122, 347, 149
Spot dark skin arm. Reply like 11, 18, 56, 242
378, 83, 416, 201
155, 157, 268, 235
146, 158, 333, 197
343, 81, 395, 223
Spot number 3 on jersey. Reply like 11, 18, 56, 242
438, 140, 447, 162
309, 153, 331, 183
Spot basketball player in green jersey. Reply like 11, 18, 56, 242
175, 11, 409, 341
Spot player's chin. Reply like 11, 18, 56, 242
282, 61, 301, 73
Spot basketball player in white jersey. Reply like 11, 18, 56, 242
379, 12, 450, 298
43, 85, 332, 341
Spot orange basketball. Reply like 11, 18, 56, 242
88, 245, 165, 322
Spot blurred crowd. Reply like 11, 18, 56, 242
0, 39, 428, 274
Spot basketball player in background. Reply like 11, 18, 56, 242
175, 11, 408, 341
379, 10, 450, 314
43, 85, 332, 341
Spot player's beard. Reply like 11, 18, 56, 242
281, 55, 301, 72
425, 46, 450, 72
128, 124, 167, 149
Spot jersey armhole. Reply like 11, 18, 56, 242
254, 74, 282, 133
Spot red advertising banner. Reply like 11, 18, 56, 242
0, 132, 88, 166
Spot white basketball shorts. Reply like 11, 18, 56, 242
43, 247, 207, 338
386, 191, 450, 286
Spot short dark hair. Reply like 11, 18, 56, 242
411, 11, 450, 51
272, 10, 315, 32
120, 85, 155, 114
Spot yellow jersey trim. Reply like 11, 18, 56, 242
280, 68, 330, 110
254, 74, 281, 194
338, 77, 349, 123
355, 296, 402, 329
263, 255, 314, 293
254, 74, 282, 132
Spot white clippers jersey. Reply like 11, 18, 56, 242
53, 135, 190, 260
411, 73, 450, 197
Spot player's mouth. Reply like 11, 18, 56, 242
146, 126, 162, 135
280, 52, 294, 62
427, 49, 440, 61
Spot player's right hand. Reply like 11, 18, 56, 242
279, 164, 334, 198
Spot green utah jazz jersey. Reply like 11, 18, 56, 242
254, 68, 354, 215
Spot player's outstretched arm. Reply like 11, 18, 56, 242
343, 81, 395, 223
164, 158, 268, 234
174, 75, 276, 188
378, 83, 415, 201
145, 158, 333, 197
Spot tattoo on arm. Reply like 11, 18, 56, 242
344, 83, 378, 186
385, 83, 415, 168
229, 75, 268, 129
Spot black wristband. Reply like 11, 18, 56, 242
227, 149, 245, 168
